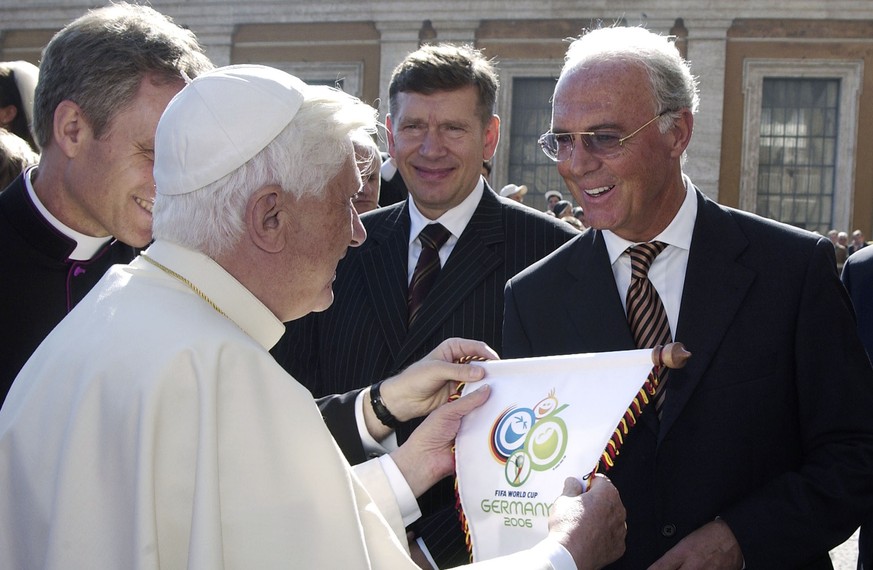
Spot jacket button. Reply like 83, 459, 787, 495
661, 524, 676, 537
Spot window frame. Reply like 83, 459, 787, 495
263, 61, 363, 97
740, 58, 863, 232
494, 60, 562, 193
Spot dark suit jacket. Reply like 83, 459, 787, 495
379, 158, 408, 208
273, 184, 577, 565
503, 188, 873, 569
0, 173, 137, 405
840, 246, 873, 570
842, 246, 873, 358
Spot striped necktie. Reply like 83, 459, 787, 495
626, 241, 672, 417
408, 223, 451, 326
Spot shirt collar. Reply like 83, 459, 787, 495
138, 240, 286, 350
25, 165, 113, 261
603, 174, 698, 265
407, 176, 484, 244
380, 157, 399, 182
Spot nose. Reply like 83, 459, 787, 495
350, 208, 367, 247
418, 127, 446, 157
558, 137, 602, 178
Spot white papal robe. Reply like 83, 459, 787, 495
0, 240, 571, 570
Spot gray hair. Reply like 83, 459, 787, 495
562, 26, 699, 132
34, 2, 212, 148
152, 86, 378, 257
351, 128, 380, 178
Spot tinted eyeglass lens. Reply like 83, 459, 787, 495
586, 133, 622, 154
539, 132, 623, 161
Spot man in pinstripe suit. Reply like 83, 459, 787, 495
273, 44, 577, 567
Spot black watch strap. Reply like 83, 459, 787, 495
369, 380, 399, 429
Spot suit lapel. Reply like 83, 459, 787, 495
395, 189, 504, 365
359, 204, 412, 362
658, 190, 755, 440
565, 231, 662, 435
565, 231, 636, 351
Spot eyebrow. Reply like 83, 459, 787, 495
553, 120, 623, 133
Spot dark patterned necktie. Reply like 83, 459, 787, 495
626, 241, 672, 417
408, 223, 451, 326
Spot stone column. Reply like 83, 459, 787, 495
682, 18, 732, 200
374, 22, 420, 134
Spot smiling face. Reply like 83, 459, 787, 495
552, 61, 691, 243
67, 74, 183, 247
387, 86, 499, 220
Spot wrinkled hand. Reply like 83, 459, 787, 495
647, 519, 743, 570
381, 337, 497, 421
364, 338, 496, 441
389, 384, 491, 497
549, 475, 627, 570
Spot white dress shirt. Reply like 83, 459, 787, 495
602, 175, 698, 335
407, 177, 485, 282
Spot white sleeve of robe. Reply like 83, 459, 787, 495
0, 261, 574, 570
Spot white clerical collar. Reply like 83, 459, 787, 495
25, 165, 113, 261
137, 240, 286, 350
407, 176, 484, 245
602, 173, 698, 265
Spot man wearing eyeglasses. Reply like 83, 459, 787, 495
502, 26, 873, 569
273, 43, 578, 567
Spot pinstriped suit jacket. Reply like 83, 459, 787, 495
273, 184, 577, 565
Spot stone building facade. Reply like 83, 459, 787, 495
2, 1, 872, 234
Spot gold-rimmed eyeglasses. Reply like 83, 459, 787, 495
538, 111, 669, 162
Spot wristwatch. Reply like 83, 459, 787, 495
369, 380, 399, 428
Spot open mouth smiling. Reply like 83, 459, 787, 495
134, 196, 154, 213
585, 185, 614, 197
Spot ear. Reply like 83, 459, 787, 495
385, 114, 397, 159
247, 184, 287, 253
668, 108, 694, 159
52, 100, 89, 158
483, 114, 500, 161
0, 104, 17, 127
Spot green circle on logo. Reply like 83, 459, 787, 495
525, 417, 568, 471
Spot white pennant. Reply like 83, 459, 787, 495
455, 348, 653, 561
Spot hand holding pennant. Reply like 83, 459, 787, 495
453, 344, 690, 562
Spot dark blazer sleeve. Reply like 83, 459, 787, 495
315, 390, 368, 465
717, 237, 873, 566
842, 247, 873, 358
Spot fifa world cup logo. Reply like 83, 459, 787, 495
488, 389, 569, 487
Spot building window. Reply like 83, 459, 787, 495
755, 78, 839, 233
506, 77, 565, 209
740, 59, 863, 234
308, 78, 346, 90
493, 61, 563, 210
263, 62, 361, 97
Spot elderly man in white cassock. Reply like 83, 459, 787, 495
0, 65, 626, 570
